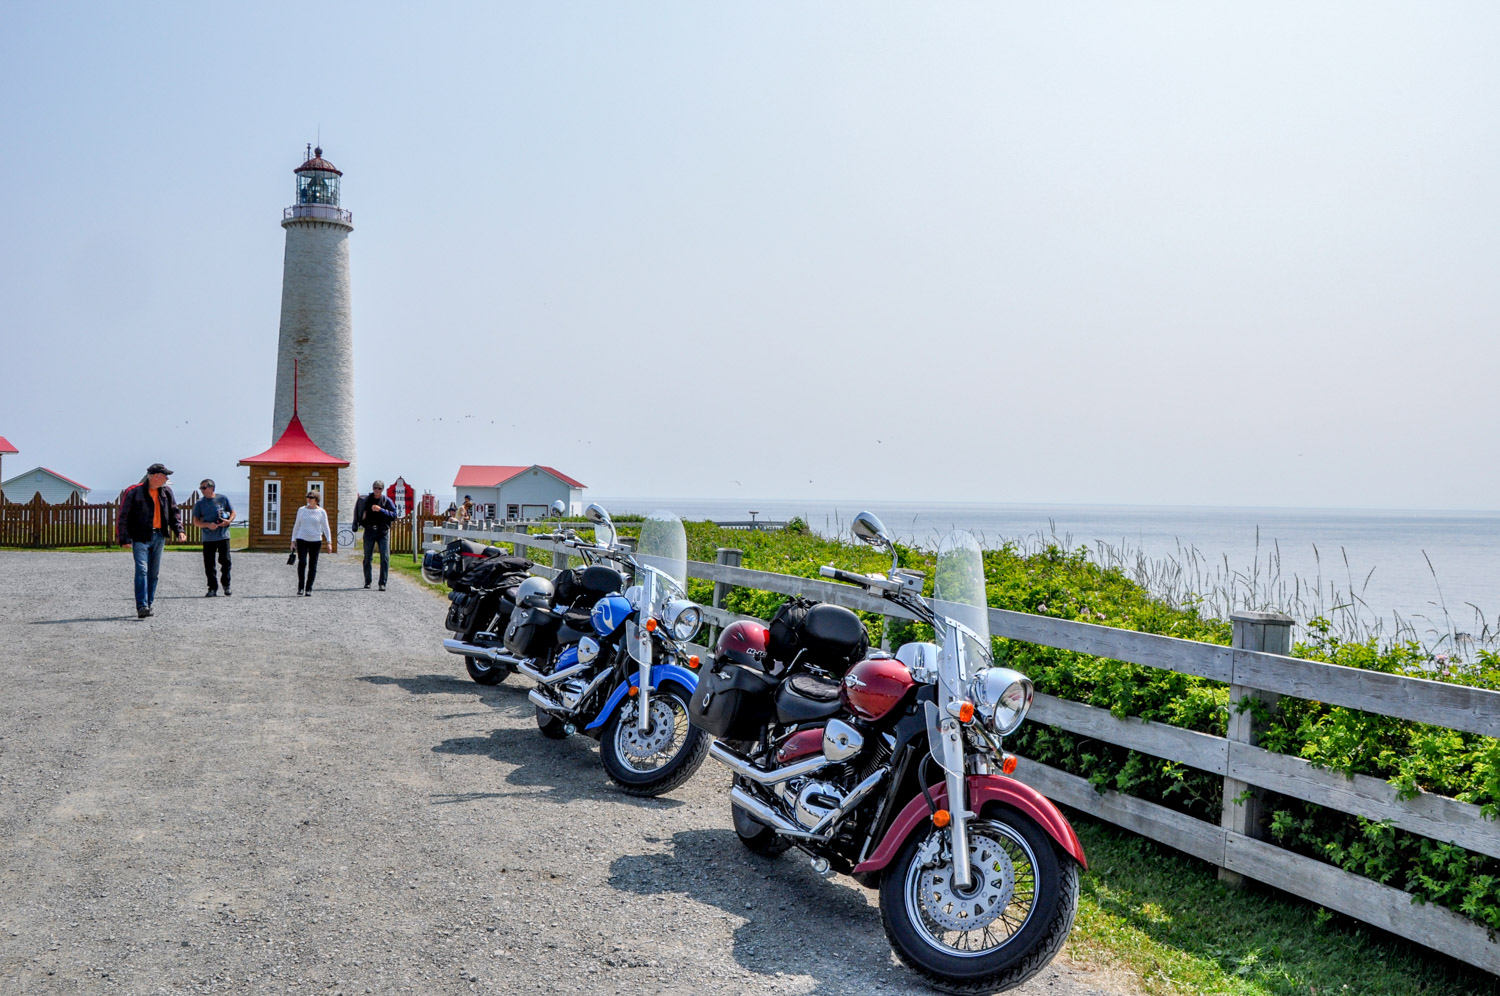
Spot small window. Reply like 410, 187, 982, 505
506, 504, 519, 519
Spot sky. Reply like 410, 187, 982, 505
2, 2, 1497, 510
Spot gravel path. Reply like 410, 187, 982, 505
0, 549, 1130, 995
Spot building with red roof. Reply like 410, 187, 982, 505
451, 464, 586, 521
0, 466, 91, 504
239, 393, 349, 552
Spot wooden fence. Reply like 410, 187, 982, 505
0, 489, 229, 548
423, 522, 1500, 975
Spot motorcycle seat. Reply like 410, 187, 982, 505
557, 623, 592, 644
774, 674, 844, 725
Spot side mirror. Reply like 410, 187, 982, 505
852, 511, 892, 549
549, 500, 566, 517
584, 503, 609, 525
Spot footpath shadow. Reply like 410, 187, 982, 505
29, 615, 139, 624
609, 827, 898, 989
357, 672, 523, 701
431, 725, 685, 810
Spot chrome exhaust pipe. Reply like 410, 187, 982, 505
528, 688, 569, 716
729, 786, 825, 841
709, 740, 829, 785
808, 769, 885, 835
513, 659, 590, 686
442, 638, 523, 668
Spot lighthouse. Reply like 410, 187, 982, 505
271, 145, 357, 522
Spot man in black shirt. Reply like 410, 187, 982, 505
352, 479, 398, 591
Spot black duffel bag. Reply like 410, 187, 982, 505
766, 597, 869, 676
553, 564, 625, 609
462, 555, 533, 591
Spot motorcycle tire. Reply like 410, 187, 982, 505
536, 705, 568, 739
732, 792, 792, 855
879, 806, 1079, 995
599, 683, 710, 797
465, 656, 507, 685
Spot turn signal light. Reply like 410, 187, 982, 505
932, 809, 952, 828
644, 618, 658, 632
957, 701, 975, 724
627, 686, 639, 697
687, 655, 701, 670
1001, 753, 1018, 775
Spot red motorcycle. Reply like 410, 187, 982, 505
688, 513, 1084, 993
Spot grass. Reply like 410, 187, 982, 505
1067, 815, 1495, 995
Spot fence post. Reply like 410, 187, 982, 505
551, 542, 568, 573
1220, 609, 1294, 886
410, 507, 418, 563
30, 494, 43, 548
513, 524, 529, 562
712, 547, 742, 644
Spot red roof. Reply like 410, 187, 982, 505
238, 412, 350, 467
295, 147, 342, 176
0, 436, 16, 455
453, 464, 585, 489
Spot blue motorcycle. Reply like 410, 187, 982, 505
443, 503, 709, 796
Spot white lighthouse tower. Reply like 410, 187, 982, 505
271, 145, 357, 521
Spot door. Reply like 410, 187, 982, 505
263, 479, 280, 534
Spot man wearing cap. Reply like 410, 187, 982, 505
116, 463, 186, 618
191, 479, 235, 597
351, 479, 397, 591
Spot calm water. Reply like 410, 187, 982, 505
595, 497, 1500, 638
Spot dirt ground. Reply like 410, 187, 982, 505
0, 549, 1129, 995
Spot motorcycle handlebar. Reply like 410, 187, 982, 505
820, 565, 870, 587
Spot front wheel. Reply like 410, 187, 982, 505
599, 684, 710, 797
465, 655, 507, 685
879, 809, 1079, 994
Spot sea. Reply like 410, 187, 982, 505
215, 488, 1497, 640
593, 497, 1500, 642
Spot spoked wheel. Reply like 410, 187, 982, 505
599, 684, 710, 796
465, 655, 507, 685
536, 705, 568, 739
879, 809, 1079, 994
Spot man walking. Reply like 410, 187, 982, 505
352, 479, 397, 591
117, 463, 186, 618
191, 479, 234, 596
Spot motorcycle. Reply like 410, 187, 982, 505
428, 539, 536, 685
438, 502, 711, 796
688, 512, 1084, 993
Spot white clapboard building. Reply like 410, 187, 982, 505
1, 467, 91, 504
452, 465, 585, 521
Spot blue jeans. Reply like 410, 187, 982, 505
363, 530, 390, 586
132, 530, 166, 608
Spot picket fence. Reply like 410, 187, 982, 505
423, 521, 1500, 975
0, 489, 228, 548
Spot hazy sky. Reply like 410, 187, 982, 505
2, 3, 1497, 509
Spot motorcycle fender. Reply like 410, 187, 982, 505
851, 775, 1086, 875
583, 662, 699, 731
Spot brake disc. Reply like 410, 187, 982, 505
917, 829, 1016, 933
618, 699, 677, 759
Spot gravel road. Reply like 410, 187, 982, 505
0, 549, 1130, 995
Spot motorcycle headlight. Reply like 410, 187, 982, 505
662, 599, 702, 642
969, 667, 1033, 737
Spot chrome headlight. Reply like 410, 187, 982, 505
969, 667, 1033, 737
662, 598, 702, 642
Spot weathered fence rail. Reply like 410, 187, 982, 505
0, 489, 242, 549
423, 522, 1500, 974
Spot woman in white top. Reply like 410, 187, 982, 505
290, 490, 332, 595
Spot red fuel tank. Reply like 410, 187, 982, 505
840, 656, 915, 722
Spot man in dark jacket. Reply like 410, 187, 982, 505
117, 462, 186, 618
352, 479, 398, 591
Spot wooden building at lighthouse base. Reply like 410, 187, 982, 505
238, 406, 349, 552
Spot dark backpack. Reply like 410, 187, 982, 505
767, 595, 869, 676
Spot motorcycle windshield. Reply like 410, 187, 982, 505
927, 529, 991, 777
636, 510, 688, 610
